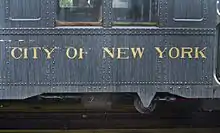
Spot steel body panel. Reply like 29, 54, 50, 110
110, 34, 214, 85
4, 0, 55, 28
173, 0, 203, 20
0, 28, 215, 35
8, 0, 41, 19
0, 28, 215, 87
163, 0, 216, 28
0, 0, 5, 28
0, 0, 218, 108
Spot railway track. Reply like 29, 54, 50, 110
0, 99, 219, 130
0, 111, 220, 130
0, 129, 220, 133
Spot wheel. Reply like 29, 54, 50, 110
134, 97, 156, 114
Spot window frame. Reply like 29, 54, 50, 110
55, 0, 159, 27
56, 0, 103, 26
111, 0, 159, 26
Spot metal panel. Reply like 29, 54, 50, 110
103, 0, 112, 27
110, 35, 213, 85
0, 36, 10, 84
9, 0, 41, 20
52, 35, 105, 85
164, 35, 213, 84
3, 35, 105, 85
5, 0, 56, 27
110, 35, 162, 84
216, 0, 220, 26
0, 28, 214, 86
3, 36, 50, 84
0, 0, 5, 28
161, 0, 216, 28
0, 28, 217, 109
173, 0, 203, 21
216, 28, 220, 81
0, 28, 215, 35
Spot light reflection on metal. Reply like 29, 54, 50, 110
217, 0, 220, 16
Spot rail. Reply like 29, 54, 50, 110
0, 129, 220, 133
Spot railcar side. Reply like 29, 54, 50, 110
0, 0, 218, 113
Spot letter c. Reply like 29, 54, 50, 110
11, 47, 23, 59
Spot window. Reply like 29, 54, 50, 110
57, 0, 102, 26
112, 0, 158, 26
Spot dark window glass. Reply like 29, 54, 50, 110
112, 0, 158, 26
57, 0, 102, 26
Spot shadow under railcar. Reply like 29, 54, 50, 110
0, 93, 219, 129
0, 92, 209, 113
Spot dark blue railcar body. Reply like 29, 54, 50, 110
0, 0, 218, 111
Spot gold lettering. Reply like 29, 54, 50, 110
131, 48, 145, 59
66, 47, 78, 59
117, 48, 129, 59
78, 48, 86, 60
10, 47, 23, 59
169, 47, 180, 59
195, 47, 207, 59
43, 47, 57, 59
23, 48, 28, 59
32, 47, 41, 59
103, 47, 115, 59
155, 47, 167, 58
181, 47, 193, 59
